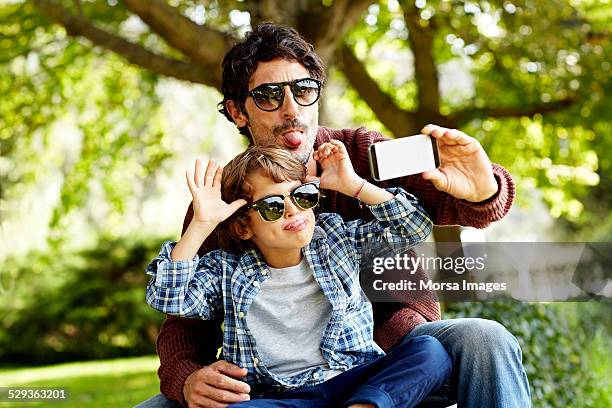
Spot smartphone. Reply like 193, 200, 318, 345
368, 134, 440, 181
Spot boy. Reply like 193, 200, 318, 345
146, 140, 451, 407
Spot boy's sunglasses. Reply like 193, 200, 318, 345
246, 182, 320, 222
247, 78, 322, 112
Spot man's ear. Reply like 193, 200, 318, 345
226, 100, 249, 128
231, 217, 253, 241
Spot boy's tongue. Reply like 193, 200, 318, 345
282, 131, 302, 148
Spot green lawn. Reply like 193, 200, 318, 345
0, 356, 160, 407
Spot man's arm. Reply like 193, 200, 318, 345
315, 125, 514, 349
156, 315, 222, 404
320, 126, 515, 228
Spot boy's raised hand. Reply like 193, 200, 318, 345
186, 159, 247, 226
314, 140, 362, 196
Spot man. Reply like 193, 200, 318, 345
138, 23, 530, 408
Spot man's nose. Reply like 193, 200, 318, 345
280, 86, 300, 119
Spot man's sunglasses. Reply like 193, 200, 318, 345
247, 78, 323, 112
246, 182, 320, 222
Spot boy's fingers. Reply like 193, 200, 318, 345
194, 159, 203, 187
204, 159, 217, 184
228, 199, 248, 214
185, 169, 197, 196
314, 150, 327, 161
213, 166, 223, 188
329, 139, 345, 150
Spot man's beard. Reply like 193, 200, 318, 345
294, 145, 314, 165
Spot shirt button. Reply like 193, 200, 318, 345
253, 358, 259, 366
238, 311, 245, 318
261, 269, 268, 275
312, 372, 320, 380
253, 280, 260, 287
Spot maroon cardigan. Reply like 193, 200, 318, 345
156, 126, 515, 405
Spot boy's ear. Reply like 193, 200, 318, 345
226, 100, 249, 128
231, 217, 253, 241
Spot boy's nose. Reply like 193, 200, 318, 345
283, 196, 300, 217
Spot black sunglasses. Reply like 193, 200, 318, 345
247, 78, 322, 112
247, 182, 321, 222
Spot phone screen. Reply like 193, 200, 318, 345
369, 134, 439, 181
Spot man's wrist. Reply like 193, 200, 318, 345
182, 368, 199, 407
466, 179, 499, 203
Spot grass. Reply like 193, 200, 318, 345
0, 356, 160, 407
1, 348, 609, 407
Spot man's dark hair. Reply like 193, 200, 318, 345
218, 23, 326, 139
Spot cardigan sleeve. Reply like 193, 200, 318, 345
328, 126, 515, 228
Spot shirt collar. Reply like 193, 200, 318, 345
312, 224, 327, 241
236, 247, 268, 278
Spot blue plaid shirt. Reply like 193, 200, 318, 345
146, 188, 432, 393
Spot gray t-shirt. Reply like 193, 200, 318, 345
246, 258, 343, 380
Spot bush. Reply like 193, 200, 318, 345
0, 236, 168, 365
445, 300, 611, 408
2, 239, 610, 407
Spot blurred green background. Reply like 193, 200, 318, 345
1, 0, 610, 407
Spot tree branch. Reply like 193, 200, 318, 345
34, 0, 218, 86
246, 0, 296, 26
338, 44, 422, 136
306, 0, 375, 64
448, 96, 579, 123
122, 0, 233, 75
401, 2, 440, 115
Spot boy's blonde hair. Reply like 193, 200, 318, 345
217, 146, 307, 253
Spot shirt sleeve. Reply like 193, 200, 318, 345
345, 188, 433, 268
145, 241, 224, 320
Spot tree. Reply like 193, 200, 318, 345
2, 4, 610, 403
1, 0, 610, 241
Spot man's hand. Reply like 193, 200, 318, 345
421, 124, 498, 202
183, 361, 251, 408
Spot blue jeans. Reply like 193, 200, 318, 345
135, 318, 530, 408
407, 318, 531, 407
230, 335, 450, 407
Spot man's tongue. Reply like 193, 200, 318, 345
282, 131, 302, 148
